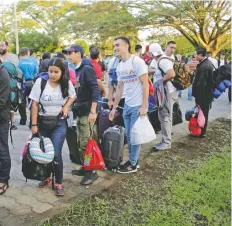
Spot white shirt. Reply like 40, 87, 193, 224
208, 57, 218, 69
219, 59, 225, 67
117, 55, 148, 107
150, 56, 177, 93
29, 78, 76, 116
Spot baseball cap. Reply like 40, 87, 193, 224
54, 52, 66, 59
62, 44, 84, 54
149, 43, 163, 56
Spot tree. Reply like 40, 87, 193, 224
69, 1, 140, 55
128, 0, 231, 56
14, 31, 56, 53
0, 4, 14, 41
16, 0, 82, 47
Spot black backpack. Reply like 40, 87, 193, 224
22, 134, 55, 188
212, 64, 231, 89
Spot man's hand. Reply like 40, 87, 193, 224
138, 107, 147, 116
88, 112, 97, 123
109, 109, 116, 121
108, 100, 114, 109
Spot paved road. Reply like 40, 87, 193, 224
0, 89, 231, 226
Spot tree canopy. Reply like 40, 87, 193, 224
1, 0, 230, 57
128, 0, 231, 56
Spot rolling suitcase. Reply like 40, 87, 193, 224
98, 109, 120, 138
101, 125, 125, 170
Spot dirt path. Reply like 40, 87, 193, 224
40, 118, 231, 226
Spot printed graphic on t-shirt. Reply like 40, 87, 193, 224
40, 88, 65, 107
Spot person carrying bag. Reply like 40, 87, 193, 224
29, 57, 76, 196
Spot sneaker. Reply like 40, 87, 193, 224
117, 164, 137, 174
119, 160, 131, 170
39, 178, 51, 188
54, 184, 64, 196
136, 160, 140, 169
153, 141, 163, 148
119, 160, 140, 169
154, 142, 171, 151
80, 171, 99, 185
71, 167, 91, 176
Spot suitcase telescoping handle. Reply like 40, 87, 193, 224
98, 101, 124, 110
108, 141, 112, 159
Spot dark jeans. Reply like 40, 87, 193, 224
0, 120, 11, 183
19, 83, 33, 124
39, 118, 67, 184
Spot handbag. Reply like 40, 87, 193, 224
83, 124, 105, 170
197, 106, 206, 128
172, 102, 183, 126
38, 115, 59, 130
131, 116, 156, 145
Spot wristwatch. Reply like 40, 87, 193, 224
90, 111, 96, 114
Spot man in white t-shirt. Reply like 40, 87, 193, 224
149, 43, 178, 150
109, 36, 149, 174
164, 41, 176, 60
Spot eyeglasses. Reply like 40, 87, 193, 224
66, 52, 76, 56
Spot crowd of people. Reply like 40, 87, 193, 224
0, 37, 230, 196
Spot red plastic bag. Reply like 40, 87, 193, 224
83, 139, 105, 171
188, 116, 201, 136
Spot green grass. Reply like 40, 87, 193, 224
40, 146, 231, 226
144, 151, 231, 226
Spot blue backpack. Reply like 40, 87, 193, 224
1, 62, 22, 112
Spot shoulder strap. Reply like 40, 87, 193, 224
40, 79, 47, 99
39, 79, 47, 113
157, 57, 174, 77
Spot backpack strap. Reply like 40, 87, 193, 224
157, 57, 174, 77
39, 79, 47, 113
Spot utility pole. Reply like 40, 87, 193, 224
13, 0, 19, 55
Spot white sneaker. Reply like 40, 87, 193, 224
155, 142, 171, 150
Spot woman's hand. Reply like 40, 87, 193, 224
61, 106, 69, 117
31, 125, 38, 134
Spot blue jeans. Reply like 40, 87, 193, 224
39, 118, 67, 184
123, 104, 141, 166
188, 86, 192, 100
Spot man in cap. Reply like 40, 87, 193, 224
149, 43, 178, 151
63, 45, 101, 185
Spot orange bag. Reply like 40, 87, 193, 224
83, 139, 105, 171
